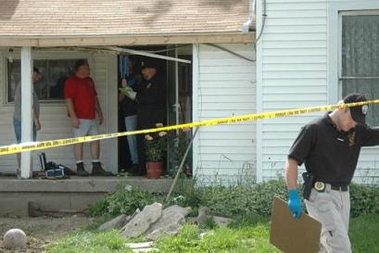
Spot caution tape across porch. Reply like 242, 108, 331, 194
1, 99, 379, 156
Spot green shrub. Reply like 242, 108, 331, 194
88, 184, 155, 217
169, 178, 202, 209
250, 179, 288, 216
197, 179, 287, 218
350, 183, 379, 217
88, 178, 379, 220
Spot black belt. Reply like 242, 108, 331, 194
331, 185, 349, 192
314, 181, 349, 192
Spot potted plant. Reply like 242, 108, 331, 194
144, 123, 167, 178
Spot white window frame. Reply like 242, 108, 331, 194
328, 1, 379, 103
6, 58, 84, 103
3, 49, 91, 105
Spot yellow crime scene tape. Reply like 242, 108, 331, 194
1, 99, 379, 156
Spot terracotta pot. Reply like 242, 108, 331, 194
146, 161, 163, 179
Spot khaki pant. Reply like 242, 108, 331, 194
305, 184, 351, 253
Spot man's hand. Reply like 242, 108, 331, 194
98, 114, 104, 125
71, 117, 80, 128
121, 78, 128, 87
288, 189, 302, 218
34, 119, 41, 131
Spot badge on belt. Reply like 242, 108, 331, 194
314, 182, 326, 192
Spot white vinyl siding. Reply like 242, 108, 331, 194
0, 50, 118, 174
257, 0, 328, 182
257, 0, 379, 184
193, 43, 256, 183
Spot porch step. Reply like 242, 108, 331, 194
0, 176, 174, 217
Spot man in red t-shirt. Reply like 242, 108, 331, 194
64, 59, 111, 176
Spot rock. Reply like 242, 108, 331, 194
99, 209, 140, 231
121, 202, 162, 239
98, 214, 128, 231
146, 205, 192, 240
126, 241, 155, 252
194, 206, 210, 226
147, 222, 182, 241
28, 201, 42, 217
2, 228, 27, 248
212, 216, 235, 227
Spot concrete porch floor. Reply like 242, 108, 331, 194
0, 176, 174, 217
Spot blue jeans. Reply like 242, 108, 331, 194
125, 115, 138, 164
14, 119, 37, 143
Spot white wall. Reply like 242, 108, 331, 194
257, 0, 379, 183
0, 49, 118, 174
193, 43, 256, 184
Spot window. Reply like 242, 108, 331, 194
341, 12, 379, 125
8, 59, 80, 102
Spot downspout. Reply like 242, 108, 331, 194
241, 0, 255, 34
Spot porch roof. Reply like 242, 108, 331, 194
0, 0, 255, 47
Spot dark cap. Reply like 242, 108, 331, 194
343, 93, 368, 124
141, 59, 159, 69
33, 67, 40, 74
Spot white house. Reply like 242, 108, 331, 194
0, 0, 256, 179
256, 0, 379, 184
1, 0, 377, 185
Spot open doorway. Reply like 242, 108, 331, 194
117, 45, 193, 175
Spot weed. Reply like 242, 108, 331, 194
88, 183, 155, 217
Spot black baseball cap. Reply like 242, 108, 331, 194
33, 67, 40, 74
343, 93, 368, 124
141, 59, 159, 69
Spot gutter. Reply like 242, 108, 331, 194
241, 0, 256, 34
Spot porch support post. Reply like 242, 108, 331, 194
20, 47, 33, 179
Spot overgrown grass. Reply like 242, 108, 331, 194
45, 214, 379, 253
155, 223, 281, 253
63, 178, 379, 253
88, 184, 154, 217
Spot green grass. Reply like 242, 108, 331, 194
46, 230, 134, 253
45, 221, 280, 253
155, 223, 281, 253
45, 213, 378, 253
350, 213, 379, 253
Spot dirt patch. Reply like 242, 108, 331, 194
0, 215, 93, 253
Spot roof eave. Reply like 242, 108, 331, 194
0, 32, 256, 47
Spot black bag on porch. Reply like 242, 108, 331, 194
39, 152, 76, 177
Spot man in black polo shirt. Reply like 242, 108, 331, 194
285, 93, 379, 253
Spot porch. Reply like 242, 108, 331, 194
0, 176, 174, 217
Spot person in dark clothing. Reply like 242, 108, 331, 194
135, 60, 166, 130
118, 58, 141, 173
122, 59, 166, 175
285, 93, 379, 253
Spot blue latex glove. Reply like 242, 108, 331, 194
288, 189, 302, 219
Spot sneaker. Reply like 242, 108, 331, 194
16, 168, 21, 179
92, 162, 113, 176
129, 163, 141, 176
76, 162, 89, 177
